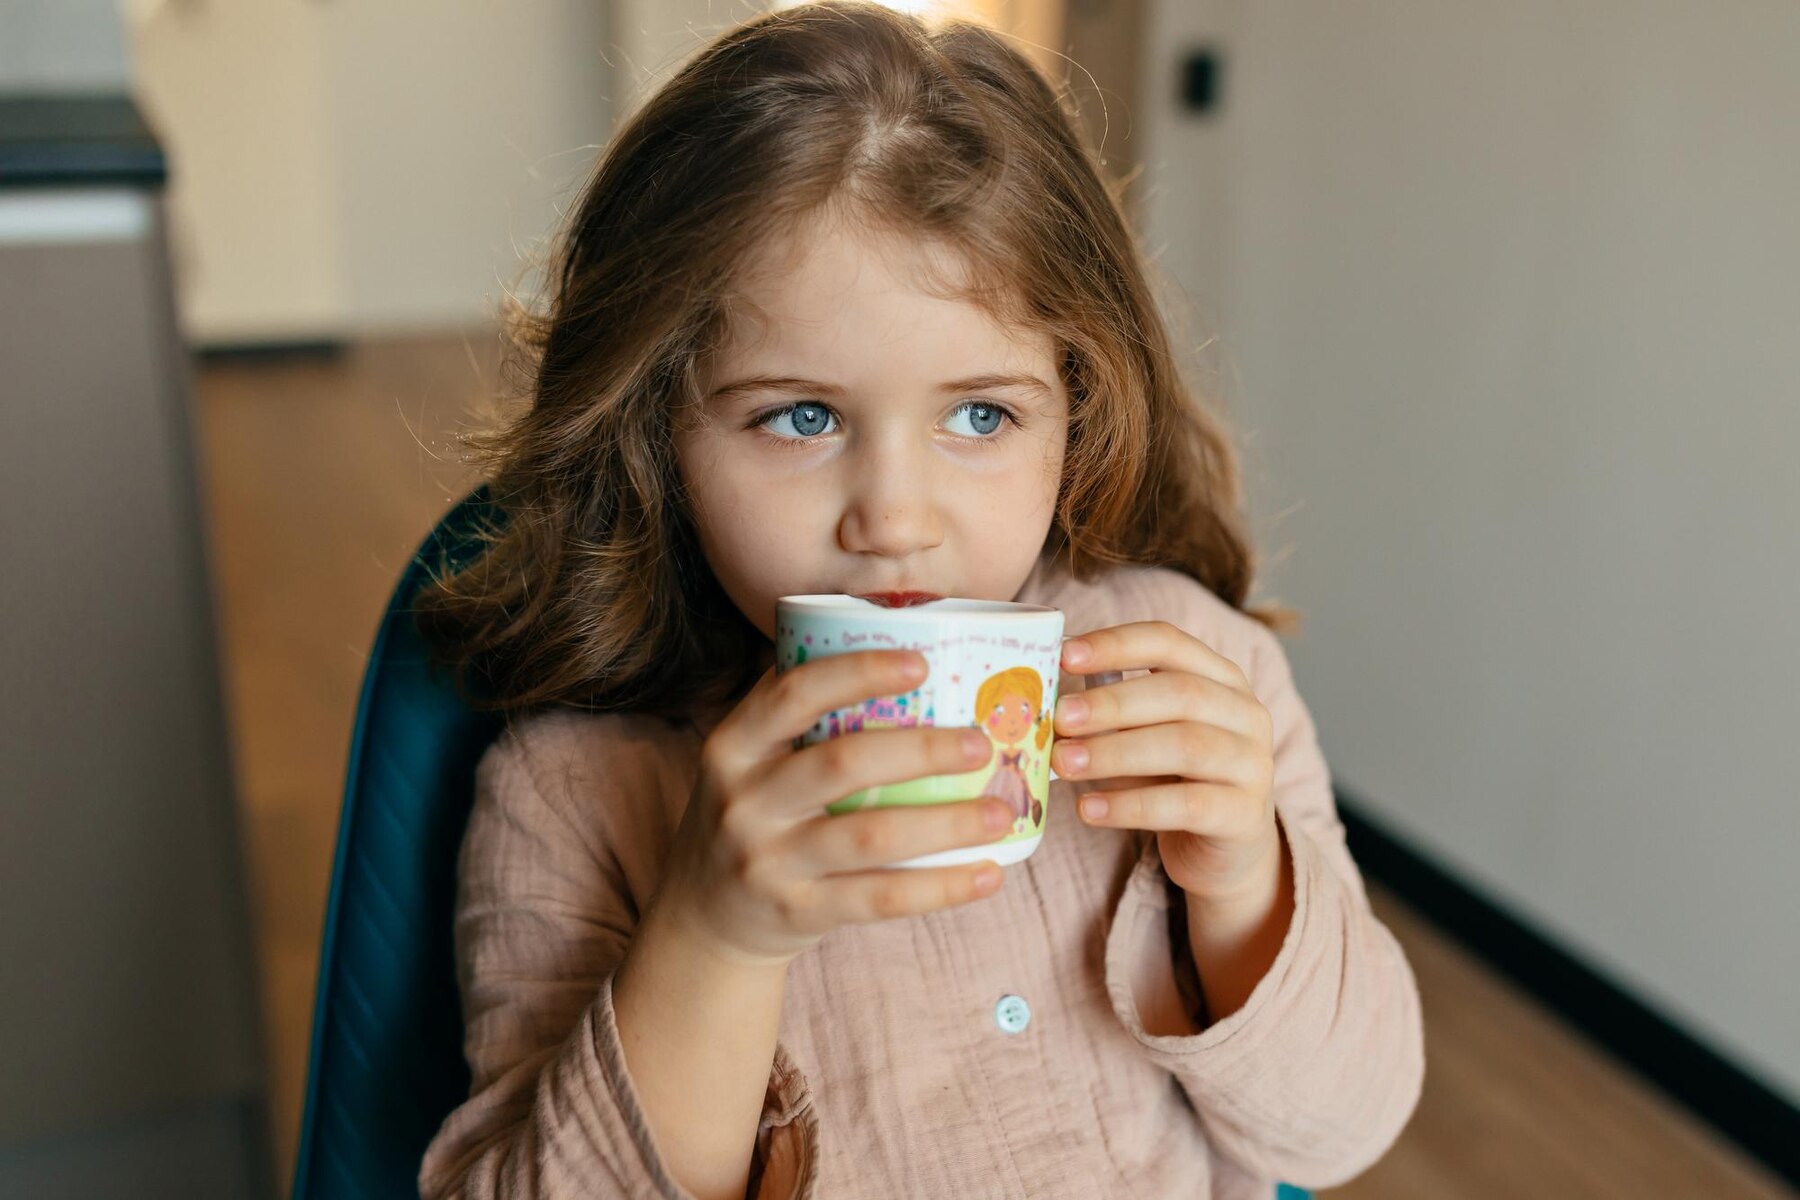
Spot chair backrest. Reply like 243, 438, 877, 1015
290, 488, 504, 1200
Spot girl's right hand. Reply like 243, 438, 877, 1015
652, 649, 1013, 968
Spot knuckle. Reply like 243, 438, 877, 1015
1232, 736, 1272, 789
868, 879, 910, 920
818, 737, 856, 777
769, 885, 804, 928
1182, 786, 1213, 828
717, 791, 756, 840
801, 743, 839, 785
849, 816, 893, 860
770, 671, 807, 714
719, 815, 767, 869
727, 841, 757, 884
698, 736, 735, 783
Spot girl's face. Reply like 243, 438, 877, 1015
985, 691, 1036, 745
675, 209, 1070, 641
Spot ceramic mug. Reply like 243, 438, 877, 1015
774, 595, 1065, 869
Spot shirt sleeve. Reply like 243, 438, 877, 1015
1101, 614, 1426, 1190
417, 724, 820, 1200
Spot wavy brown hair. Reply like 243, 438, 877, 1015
414, 0, 1299, 721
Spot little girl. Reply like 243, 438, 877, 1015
415, 5, 1422, 1198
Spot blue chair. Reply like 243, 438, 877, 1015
290, 487, 1312, 1200
291, 487, 504, 1200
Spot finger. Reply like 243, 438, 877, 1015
1052, 722, 1260, 788
813, 859, 1006, 925
1060, 621, 1250, 692
758, 725, 994, 820
1075, 781, 1264, 838
780, 797, 1015, 876
718, 650, 931, 766
1055, 670, 1268, 740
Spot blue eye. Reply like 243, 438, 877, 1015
945, 401, 1006, 437
761, 402, 836, 439
755, 398, 1015, 442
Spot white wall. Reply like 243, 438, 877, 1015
0, 0, 130, 89
132, 1, 615, 342
317, 1, 614, 333
1138, 0, 1800, 1101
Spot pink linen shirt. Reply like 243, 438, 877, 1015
418, 555, 1425, 1198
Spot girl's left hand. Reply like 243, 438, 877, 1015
1051, 622, 1280, 904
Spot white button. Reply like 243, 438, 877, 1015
994, 993, 1031, 1034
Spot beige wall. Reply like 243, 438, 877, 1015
1137, 0, 1800, 1101
318, 1, 612, 334
627, 1, 1065, 106
133, 1, 344, 342
132, 1, 613, 343
131, 0, 1070, 344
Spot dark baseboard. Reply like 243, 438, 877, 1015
195, 339, 348, 364
1336, 787, 1800, 1189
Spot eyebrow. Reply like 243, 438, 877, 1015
707, 372, 1052, 404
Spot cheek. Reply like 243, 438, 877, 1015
676, 438, 833, 636
687, 450, 821, 569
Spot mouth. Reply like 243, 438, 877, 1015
855, 591, 944, 608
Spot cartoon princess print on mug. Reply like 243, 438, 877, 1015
775, 595, 1063, 869
973, 666, 1052, 833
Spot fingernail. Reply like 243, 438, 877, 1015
1080, 796, 1109, 821
900, 653, 928, 680
1059, 742, 1089, 772
1063, 638, 1091, 667
974, 865, 1002, 891
1058, 695, 1088, 729
962, 730, 991, 759
984, 802, 1012, 831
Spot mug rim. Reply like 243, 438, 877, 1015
777, 594, 1062, 620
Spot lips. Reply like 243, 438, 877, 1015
856, 591, 943, 608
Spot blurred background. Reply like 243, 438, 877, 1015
1, 0, 1795, 1196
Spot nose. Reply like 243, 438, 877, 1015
836, 434, 945, 559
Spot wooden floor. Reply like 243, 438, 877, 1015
191, 332, 1794, 1200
